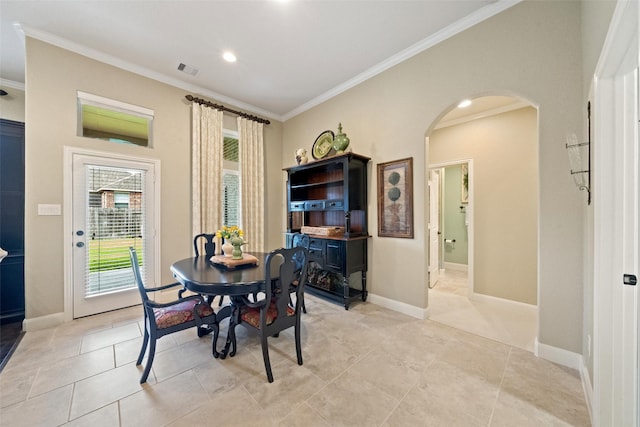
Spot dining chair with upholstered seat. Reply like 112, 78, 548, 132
236, 246, 309, 383
291, 233, 310, 313
129, 247, 218, 383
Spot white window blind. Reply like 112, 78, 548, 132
222, 131, 240, 227
85, 165, 145, 297
223, 171, 240, 226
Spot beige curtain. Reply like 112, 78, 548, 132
192, 103, 224, 253
238, 117, 265, 253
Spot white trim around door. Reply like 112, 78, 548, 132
63, 147, 161, 320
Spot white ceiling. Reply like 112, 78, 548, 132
0, 0, 520, 121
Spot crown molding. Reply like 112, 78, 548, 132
281, 0, 522, 121
14, 0, 521, 124
18, 24, 281, 122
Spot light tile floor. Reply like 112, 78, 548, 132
428, 269, 538, 352
0, 292, 589, 426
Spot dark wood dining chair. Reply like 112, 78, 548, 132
236, 246, 309, 383
129, 247, 218, 383
291, 233, 310, 313
193, 233, 227, 306
193, 233, 216, 257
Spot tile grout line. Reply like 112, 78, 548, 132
379, 378, 418, 426
487, 345, 512, 426
66, 381, 76, 425
303, 343, 375, 404
117, 399, 122, 426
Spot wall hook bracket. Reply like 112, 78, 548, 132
565, 101, 591, 205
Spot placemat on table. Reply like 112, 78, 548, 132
210, 253, 259, 269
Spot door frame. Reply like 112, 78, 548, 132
63, 146, 161, 321
592, 0, 638, 424
428, 167, 442, 288
428, 159, 474, 296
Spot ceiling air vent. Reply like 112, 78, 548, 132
177, 63, 199, 76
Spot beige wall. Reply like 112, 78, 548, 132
283, 1, 584, 352
24, 38, 282, 320
0, 87, 25, 122
431, 107, 538, 305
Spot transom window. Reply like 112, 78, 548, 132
77, 91, 154, 147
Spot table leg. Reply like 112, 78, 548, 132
220, 297, 241, 359
213, 304, 232, 358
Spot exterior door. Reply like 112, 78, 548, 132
0, 119, 25, 324
428, 168, 441, 287
71, 152, 157, 318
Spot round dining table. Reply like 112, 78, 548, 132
170, 253, 268, 296
170, 252, 269, 358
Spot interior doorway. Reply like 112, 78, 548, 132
429, 161, 472, 295
426, 95, 538, 352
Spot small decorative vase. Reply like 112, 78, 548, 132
332, 123, 350, 154
230, 236, 245, 260
222, 241, 234, 257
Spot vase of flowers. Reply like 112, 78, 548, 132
216, 225, 244, 258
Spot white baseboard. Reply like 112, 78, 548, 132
580, 357, 594, 425
534, 337, 582, 370
470, 291, 538, 310
22, 312, 67, 332
367, 293, 428, 320
536, 340, 592, 424
443, 262, 468, 272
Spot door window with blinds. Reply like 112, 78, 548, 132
70, 149, 158, 318
85, 165, 145, 296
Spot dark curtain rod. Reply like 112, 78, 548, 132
185, 95, 270, 125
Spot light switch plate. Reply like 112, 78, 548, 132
38, 204, 61, 215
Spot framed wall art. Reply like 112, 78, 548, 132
461, 162, 469, 204
377, 157, 414, 238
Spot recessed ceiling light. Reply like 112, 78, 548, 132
223, 52, 237, 63
458, 99, 472, 108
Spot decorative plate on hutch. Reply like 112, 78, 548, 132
312, 130, 335, 159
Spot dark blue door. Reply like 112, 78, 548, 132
0, 119, 25, 324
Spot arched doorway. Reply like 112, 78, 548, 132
426, 95, 539, 352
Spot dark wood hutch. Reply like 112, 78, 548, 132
284, 152, 370, 309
